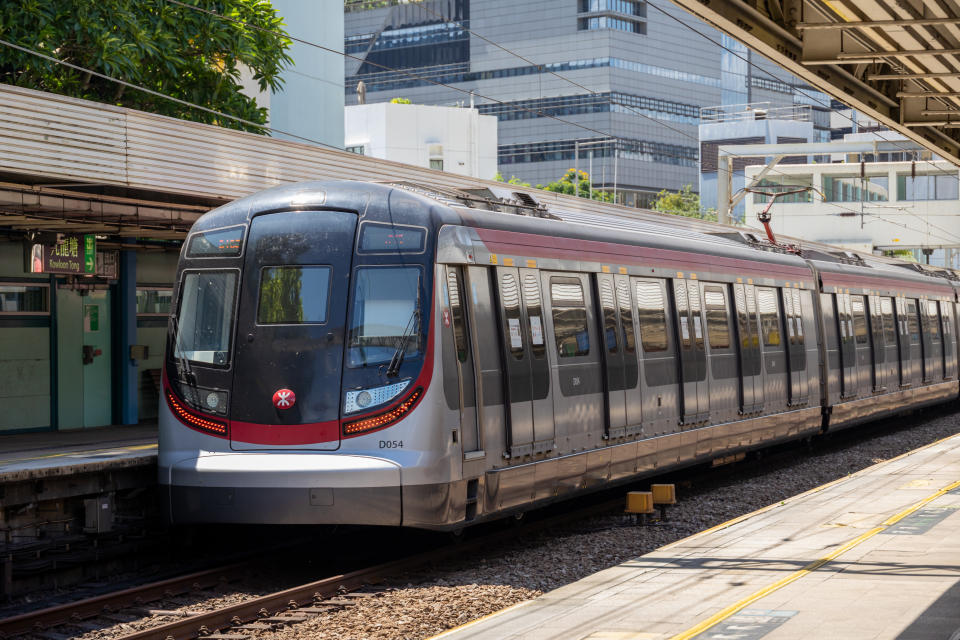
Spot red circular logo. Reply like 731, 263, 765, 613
272, 388, 296, 409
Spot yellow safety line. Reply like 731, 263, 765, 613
661, 429, 960, 551
0, 443, 157, 465
668, 478, 960, 640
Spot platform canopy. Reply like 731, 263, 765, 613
670, 0, 960, 166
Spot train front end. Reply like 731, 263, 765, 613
158, 182, 447, 527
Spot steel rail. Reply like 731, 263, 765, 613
0, 562, 248, 638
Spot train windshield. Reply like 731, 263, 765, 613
348, 266, 421, 367
174, 270, 238, 366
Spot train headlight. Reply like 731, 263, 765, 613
344, 380, 411, 414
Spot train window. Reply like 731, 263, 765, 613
174, 270, 238, 366
501, 273, 524, 359
756, 287, 780, 347
792, 289, 805, 346
881, 297, 896, 346
0, 283, 49, 314
358, 222, 425, 253
635, 279, 668, 352
851, 296, 868, 345
906, 299, 921, 343
599, 278, 619, 354
688, 282, 704, 349
347, 266, 421, 367
257, 266, 331, 324
551, 277, 590, 357
615, 278, 636, 353
522, 274, 546, 359
927, 300, 941, 341
674, 279, 691, 349
187, 226, 244, 257
703, 285, 730, 349
447, 271, 468, 363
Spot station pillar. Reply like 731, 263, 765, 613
117, 250, 138, 424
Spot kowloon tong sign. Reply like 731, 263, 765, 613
30, 234, 96, 275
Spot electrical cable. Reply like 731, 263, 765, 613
0, 38, 346, 151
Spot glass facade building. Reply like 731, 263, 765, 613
344, 0, 832, 207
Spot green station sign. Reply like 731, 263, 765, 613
30, 233, 96, 274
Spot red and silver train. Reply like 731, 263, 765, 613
159, 181, 959, 529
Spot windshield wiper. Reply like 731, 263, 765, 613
169, 314, 197, 390
386, 305, 420, 379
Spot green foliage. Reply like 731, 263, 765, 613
883, 249, 918, 262
652, 185, 717, 221
390, 97, 412, 104
494, 172, 531, 186
539, 169, 613, 201
0, 0, 293, 133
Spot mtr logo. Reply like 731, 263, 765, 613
272, 388, 296, 410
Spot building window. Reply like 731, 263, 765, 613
823, 175, 889, 202
0, 283, 49, 314
429, 159, 444, 171
752, 176, 814, 204
498, 136, 697, 168
346, 145, 365, 155
136, 288, 172, 316
578, 16, 645, 33
897, 174, 959, 201
580, 0, 645, 16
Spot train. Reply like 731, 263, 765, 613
158, 180, 960, 530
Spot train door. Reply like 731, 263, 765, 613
464, 266, 506, 457
733, 283, 763, 414
756, 287, 788, 411
925, 300, 944, 382
673, 279, 708, 424
519, 268, 554, 452
544, 272, 603, 447
781, 288, 808, 406
867, 296, 885, 392
880, 297, 900, 388
595, 273, 627, 438
634, 278, 678, 433
494, 267, 535, 458
703, 283, 737, 421
941, 301, 957, 379
850, 295, 872, 395
905, 298, 924, 385
819, 293, 841, 405
836, 293, 857, 397
444, 267, 481, 455
230, 210, 356, 451
616, 275, 642, 433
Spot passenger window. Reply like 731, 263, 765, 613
551, 277, 590, 357
907, 299, 921, 342
615, 279, 636, 353
851, 296, 868, 344
635, 279, 668, 352
881, 297, 896, 346
522, 274, 545, 359
599, 278, 619, 354
447, 270, 468, 363
756, 287, 780, 347
928, 301, 940, 340
792, 289, 805, 346
501, 273, 523, 359
674, 279, 691, 348
703, 285, 730, 349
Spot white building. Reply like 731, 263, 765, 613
743, 159, 960, 260
345, 102, 498, 180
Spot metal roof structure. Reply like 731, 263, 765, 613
669, 0, 960, 166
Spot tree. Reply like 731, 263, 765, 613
652, 185, 717, 221
390, 97, 412, 104
539, 169, 613, 201
0, 0, 293, 133
494, 172, 530, 186
883, 249, 918, 262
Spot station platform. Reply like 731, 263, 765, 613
0, 423, 157, 483
436, 433, 960, 640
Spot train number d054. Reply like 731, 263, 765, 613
379, 440, 404, 449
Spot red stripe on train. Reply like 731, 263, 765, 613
473, 228, 814, 280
